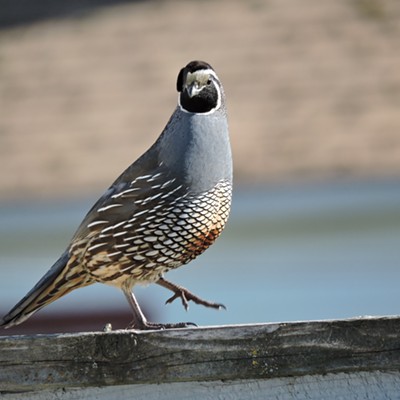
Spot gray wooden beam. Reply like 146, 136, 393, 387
3, 371, 400, 400
0, 316, 399, 394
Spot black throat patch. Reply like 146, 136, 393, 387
180, 83, 219, 113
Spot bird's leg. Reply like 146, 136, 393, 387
123, 287, 148, 329
122, 286, 196, 330
157, 277, 226, 311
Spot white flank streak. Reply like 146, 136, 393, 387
149, 193, 163, 201
148, 204, 164, 213
115, 243, 130, 249
87, 242, 108, 252
113, 231, 128, 237
101, 221, 126, 233
136, 174, 152, 180
97, 204, 123, 212
133, 209, 149, 217
147, 173, 162, 182
87, 220, 109, 228
120, 264, 136, 272
112, 188, 140, 199
142, 193, 162, 205
123, 236, 138, 242
160, 179, 176, 189
107, 251, 122, 257
160, 185, 183, 199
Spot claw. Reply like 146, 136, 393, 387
127, 320, 197, 330
165, 291, 190, 310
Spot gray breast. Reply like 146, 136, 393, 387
157, 107, 232, 194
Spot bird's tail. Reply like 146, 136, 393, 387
1, 251, 92, 328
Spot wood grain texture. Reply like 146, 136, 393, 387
0, 316, 399, 394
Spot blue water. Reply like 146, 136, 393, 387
1, 179, 399, 327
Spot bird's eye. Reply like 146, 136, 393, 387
207, 79, 212, 85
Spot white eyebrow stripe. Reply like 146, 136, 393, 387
191, 69, 219, 81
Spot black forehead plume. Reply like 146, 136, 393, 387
176, 60, 214, 92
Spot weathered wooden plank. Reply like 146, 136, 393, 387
3, 371, 400, 400
0, 316, 399, 393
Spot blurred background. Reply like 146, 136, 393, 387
1, 0, 400, 335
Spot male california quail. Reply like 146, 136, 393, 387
1, 60, 232, 330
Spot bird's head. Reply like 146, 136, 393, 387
177, 60, 223, 114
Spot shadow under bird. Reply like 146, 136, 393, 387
1, 60, 232, 330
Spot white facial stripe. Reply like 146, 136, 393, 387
186, 69, 219, 86
201, 69, 219, 81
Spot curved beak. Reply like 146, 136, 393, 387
185, 81, 201, 98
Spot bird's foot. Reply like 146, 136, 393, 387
165, 286, 226, 311
157, 277, 226, 311
127, 320, 197, 330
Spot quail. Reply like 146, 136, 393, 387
1, 60, 232, 330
